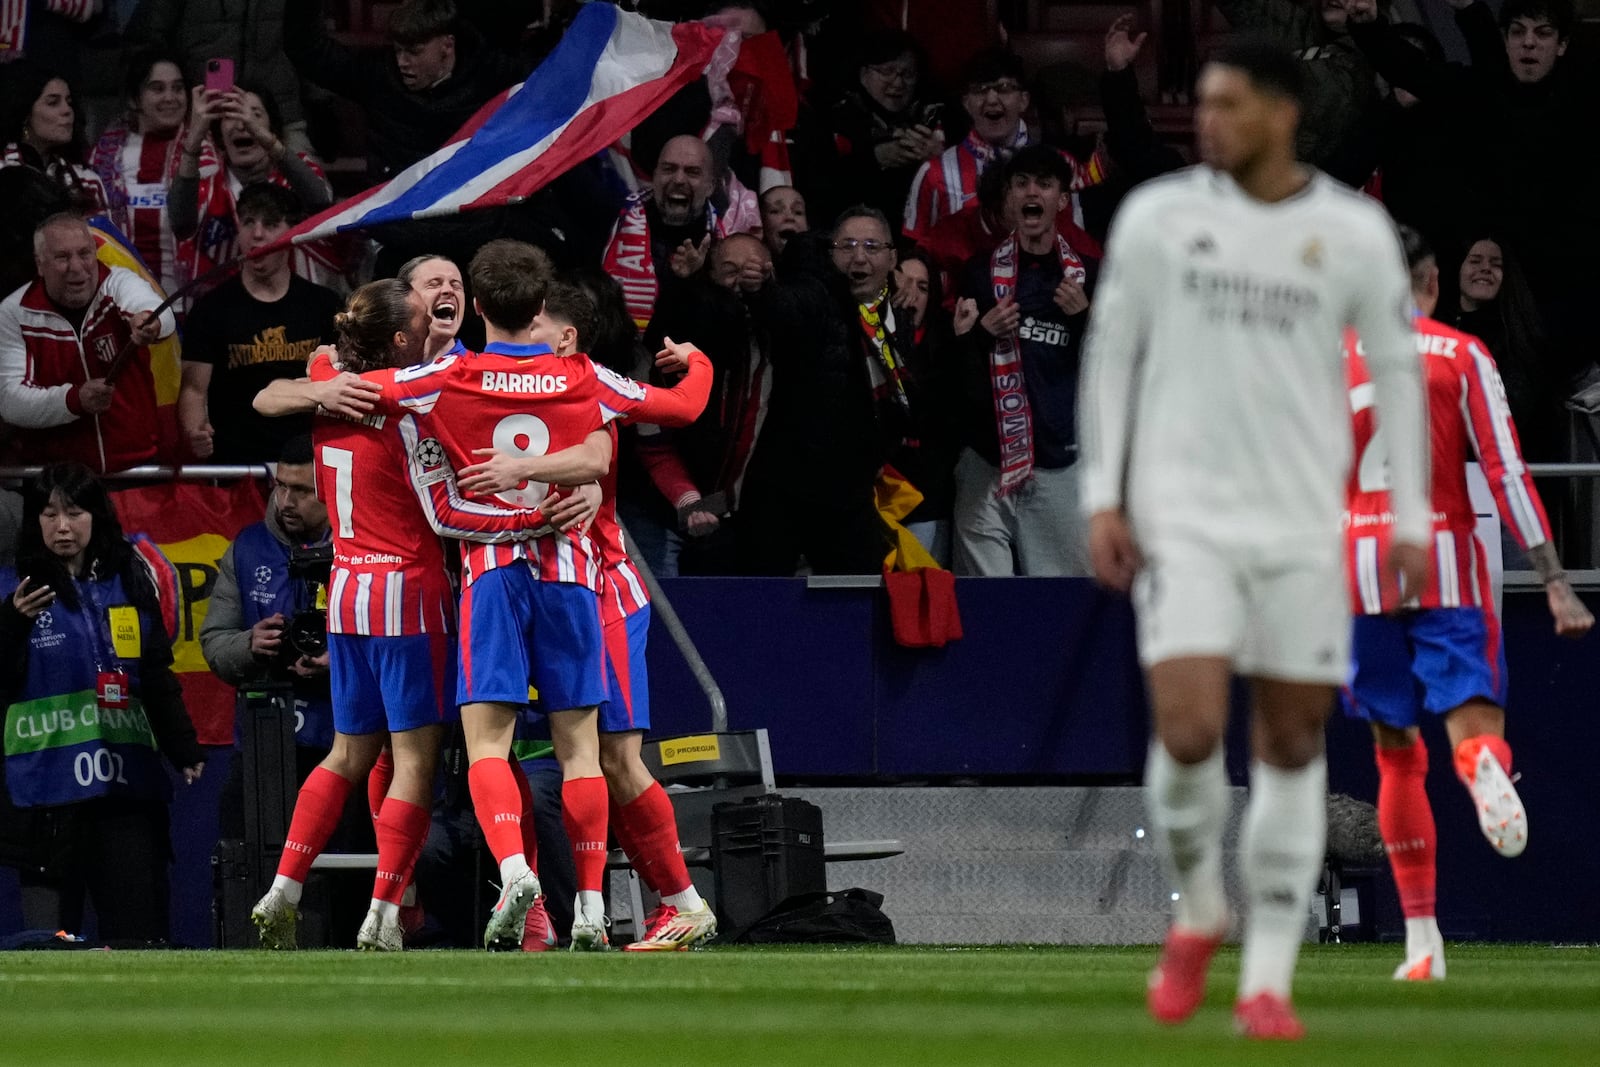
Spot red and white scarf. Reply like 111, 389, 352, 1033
603, 189, 722, 332
90, 122, 207, 299
939, 125, 1031, 221
988, 231, 1086, 496
191, 157, 354, 294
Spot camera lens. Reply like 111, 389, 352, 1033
286, 610, 328, 660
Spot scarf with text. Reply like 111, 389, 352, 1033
988, 231, 1085, 496
859, 289, 912, 416
90, 122, 212, 298
604, 189, 722, 332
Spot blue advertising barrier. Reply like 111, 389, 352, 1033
2, 578, 1594, 944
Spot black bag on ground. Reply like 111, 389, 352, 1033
736, 888, 896, 945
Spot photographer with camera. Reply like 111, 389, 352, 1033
200, 434, 335, 838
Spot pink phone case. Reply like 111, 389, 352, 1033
204, 57, 234, 94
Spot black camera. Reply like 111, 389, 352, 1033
285, 544, 334, 660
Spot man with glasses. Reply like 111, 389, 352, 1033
830, 206, 950, 560
829, 29, 945, 233
735, 213, 932, 575
903, 50, 1084, 246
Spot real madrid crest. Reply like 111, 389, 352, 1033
1301, 238, 1324, 270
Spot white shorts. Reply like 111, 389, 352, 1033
1131, 533, 1349, 684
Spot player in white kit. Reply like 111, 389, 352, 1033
1078, 39, 1432, 1039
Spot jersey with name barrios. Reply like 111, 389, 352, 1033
338, 342, 710, 592
1344, 317, 1550, 614
1079, 167, 1431, 552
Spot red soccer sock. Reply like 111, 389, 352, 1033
608, 796, 653, 893
1453, 734, 1513, 787
508, 758, 540, 873
1375, 738, 1437, 918
368, 749, 394, 823
277, 766, 355, 884
372, 798, 431, 905
617, 783, 691, 898
467, 758, 526, 866
562, 776, 610, 894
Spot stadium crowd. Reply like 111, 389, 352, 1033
0, 0, 1593, 985
1, 0, 1594, 575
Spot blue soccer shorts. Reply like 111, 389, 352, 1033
1344, 608, 1507, 729
599, 603, 651, 734
329, 631, 458, 735
456, 564, 608, 712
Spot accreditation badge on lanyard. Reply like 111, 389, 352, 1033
99, 605, 140, 710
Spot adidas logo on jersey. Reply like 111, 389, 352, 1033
482, 371, 569, 395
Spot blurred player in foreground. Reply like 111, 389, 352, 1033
1078, 38, 1431, 1039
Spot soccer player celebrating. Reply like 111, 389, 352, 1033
398, 253, 467, 360
1344, 225, 1593, 981
328, 241, 712, 951
460, 278, 719, 951
249, 279, 543, 951
1078, 39, 1432, 1039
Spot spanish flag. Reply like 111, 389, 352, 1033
87, 215, 182, 457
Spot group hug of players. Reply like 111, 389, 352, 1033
245, 239, 719, 953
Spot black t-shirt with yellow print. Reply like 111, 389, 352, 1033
185, 274, 342, 463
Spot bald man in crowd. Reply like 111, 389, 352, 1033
605, 134, 754, 333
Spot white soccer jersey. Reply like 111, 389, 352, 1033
1078, 167, 1431, 551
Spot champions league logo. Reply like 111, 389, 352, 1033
416, 437, 446, 471
410, 437, 449, 487
249, 564, 278, 607
31, 609, 64, 649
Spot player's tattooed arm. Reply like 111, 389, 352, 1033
1527, 542, 1594, 638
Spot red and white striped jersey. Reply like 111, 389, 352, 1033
323, 343, 711, 593
902, 126, 1086, 245
593, 451, 650, 623
584, 351, 720, 622
1344, 316, 1551, 614
312, 413, 457, 637
117, 130, 187, 299
311, 405, 547, 635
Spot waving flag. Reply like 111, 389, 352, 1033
273, 5, 728, 249
88, 215, 182, 457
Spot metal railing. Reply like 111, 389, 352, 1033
5, 459, 1599, 685
0, 462, 734, 730
0, 464, 271, 480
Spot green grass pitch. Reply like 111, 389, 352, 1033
2, 944, 1596, 1065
